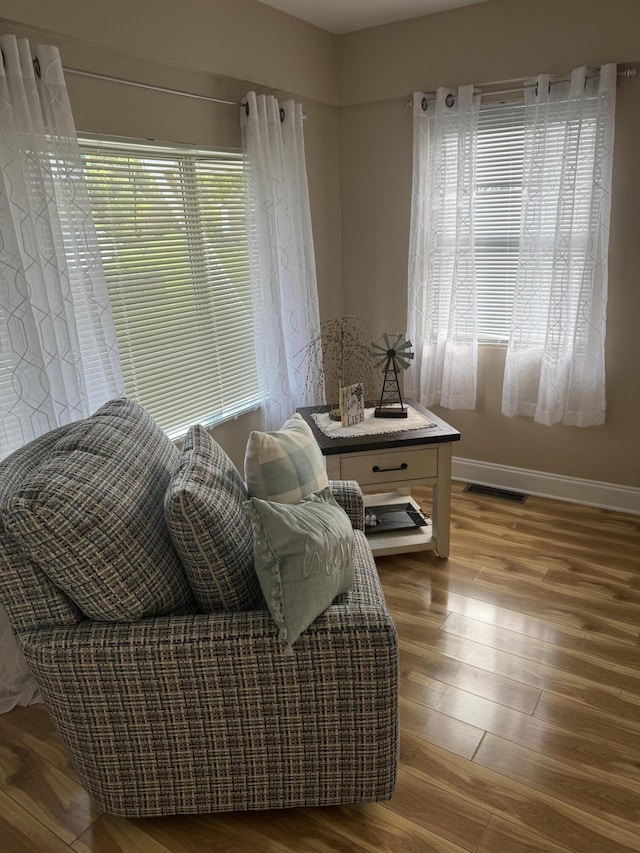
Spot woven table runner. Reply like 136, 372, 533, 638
312, 406, 436, 439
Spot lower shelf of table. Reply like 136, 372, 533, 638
363, 492, 436, 557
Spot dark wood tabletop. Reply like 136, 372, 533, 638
297, 399, 461, 457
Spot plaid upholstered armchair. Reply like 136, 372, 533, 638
0, 399, 398, 817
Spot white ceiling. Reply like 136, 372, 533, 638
256, 0, 490, 34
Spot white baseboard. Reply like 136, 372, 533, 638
452, 457, 640, 515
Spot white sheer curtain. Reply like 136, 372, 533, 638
502, 65, 617, 426
0, 35, 124, 712
240, 92, 324, 431
406, 86, 480, 410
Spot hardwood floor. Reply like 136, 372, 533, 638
2, 482, 640, 852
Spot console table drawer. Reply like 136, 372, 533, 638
341, 447, 437, 486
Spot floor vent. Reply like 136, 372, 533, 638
464, 483, 528, 503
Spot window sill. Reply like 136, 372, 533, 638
168, 399, 262, 445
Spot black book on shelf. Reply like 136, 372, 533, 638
364, 503, 430, 535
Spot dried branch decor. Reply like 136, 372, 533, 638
296, 315, 382, 418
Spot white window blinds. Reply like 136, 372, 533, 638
474, 100, 525, 343
79, 137, 259, 437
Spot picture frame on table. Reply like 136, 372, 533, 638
340, 383, 365, 427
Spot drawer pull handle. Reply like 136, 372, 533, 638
372, 462, 408, 473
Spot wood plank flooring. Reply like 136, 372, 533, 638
2, 482, 639, 852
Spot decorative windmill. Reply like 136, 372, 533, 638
371, 333, 414, 418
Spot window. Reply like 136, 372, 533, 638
79, 136, 259, 438
409, 67, 615, 421
475, 100, 525, 342
469, 97, 601, 344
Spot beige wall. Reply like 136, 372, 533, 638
339, 0, 640, 105
338, 0, 640, 488
1, 0, 342, 472
1, 0, 339, 105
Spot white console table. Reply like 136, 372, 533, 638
297, 402, 460, 558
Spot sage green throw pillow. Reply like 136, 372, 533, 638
244, 487, 354, 647
244, 413, 329, 504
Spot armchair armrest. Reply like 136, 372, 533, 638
329, 479, 364, 530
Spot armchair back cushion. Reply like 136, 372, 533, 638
0, 423, 83, 631
165, 425, 263, 612
1, 399, 195, 622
